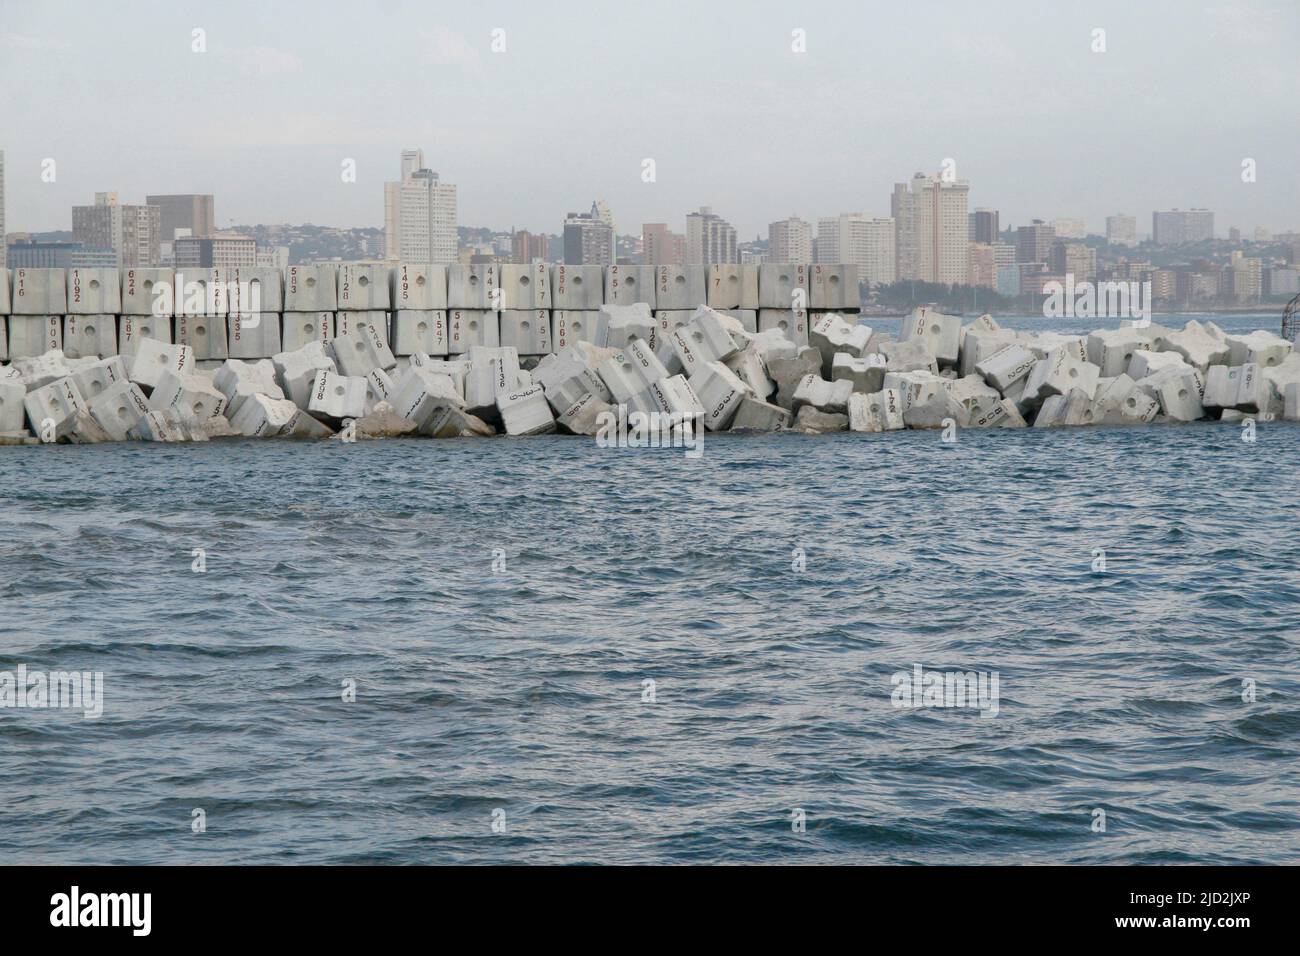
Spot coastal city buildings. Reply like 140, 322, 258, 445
174, 233, 257, 270
969, 208, 999, 245
768, 216, 812, 264
1153, 208, 1215, 246
1016, 220, 1056, 265
891, 172, 969, 285
383, 148, 458, 263
642, 223, 685, 265
562, 203, 615, 265
816, 213, 896, 285
70, 192, 161, 267
1106, 214, 1138, 246
685, 207, 738, 265
147, 194, 215, 241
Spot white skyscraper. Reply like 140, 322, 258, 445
384, 149, 458, 263
768, 216, 812, 263
816, 214, 896, 286
891, 172, 969, 284
685, 207, 737, 264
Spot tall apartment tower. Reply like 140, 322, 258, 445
384, 149, 459, 263
969, 208, 1000, 245
146, 194, 216, 240
1106, 214, 1138, 246
816, 214, 896, 285
0, 150, 5, 271
71, 192, 161, 267
1015, 220, 1056, 263
892, 172, 969, 284
562, 208, 614, 265
1152, 209, 1214, 246
642, 223, 684, 265
685, 207, 738, 265
768, 216, 813, 263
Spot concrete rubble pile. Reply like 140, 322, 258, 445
4, 263, 1299, 445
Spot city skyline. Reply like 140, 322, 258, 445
1, 0, 1296, 237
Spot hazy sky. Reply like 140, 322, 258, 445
1, 0, 1297, 238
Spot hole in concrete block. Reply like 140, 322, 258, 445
306, 277, 317, 288
304, 323, 315, 335
692, 331, 705, 344
521, 322, 531, 332
89, 279, 100, 291
354, 341, 364, 352
196, 325, 207, 336
117, 406, 128, 419
143, 280, 154, 292
1126, 397, 1137, 408
573, 276, 583, 286
416, 275, 426, 287
520, 275, 530, 287
829, 275, 840, 286
1178, 388, 1189, 400
626, 276, 636, 288
334, 385, 346, 397
469, 274, 479, 286
358, 276, 369, 288
675, 275, 685, 285
85, 325, 96, 336
469, 320, 479, 331
1068, 367, 1078, 378
417, 322, 428, 333
779, 273, 789, 283
573, 321, 583, 332
157, 354, 168, 364
193, 402, 204, 415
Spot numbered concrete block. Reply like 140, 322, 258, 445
334, 310, 388, 346
724, 345, 775, 400
1159, 319, 1228, 370
175, 268, 230, 317
604, 265, 655, 307
448, 263, 500, 309
24, 376, 85, 435
463, 346, 522, 417
10, 269, 67, 315
809, 264, 859, 309
730, 396, 790, 431
758, 264, 809, 309
550, 265, 602, 310
598, 340, 668, 402
898, 307, 960, 368
337, 264, 390, 311
273, 341, 337, 408
331, 314, 396, 377
1226, 330, 1292, 368
690, 360, 751, 431
496, 383, 555, 436
284, 265, 338, 311
958, 328, 1018, 377
175, 314, 229, 361
83, 380, 149, 441
407, 352, 470, 398
501, 263, 552, 310
120, 268, 174, 316
849, 388, 905, 432
810, 313, 871, 373
447, 309, 499, 354
66, 268, 121, 314
706, 264, 759, 310
831, 352, 887, 394
61, 315, 117, 359
552, 310, 606, 351
1023, 350, 1100, 403
214, 358, 284, 418
651, 265, 705, 311
148, 368, 227, 421
602, 303, 656, 350
648, 373, 706, 420
500, 309, 552, 356
975, 344, 1036, 393
228, 312, 282, 359
392, 310, 448, 357
758, 307, 810, 347
1127, 349, 1187, 380
8, 316, 62, 358
390, 263, 447, 311
556, 391, 614, 436
420, 403, 495, 438
533, 346, 612, 413
129, 339, 194, 391
229, 393, 301, 437
70, 355, 129, 401
306, 369, 367, 420
670, 307, 747, 375
282, 312, 335, 351
363, 368, 395, 416
792, 374, 853, 415
118, 314, 173, 359
227, 266, 283, 319
391, 365, 465, 427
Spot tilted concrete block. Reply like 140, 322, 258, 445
214, 358, 284, 418
670, 306, 747, 374
229, 393, 302, 437
336, 310, 389, 346
749, 329, 799, 364
148, 369, 227, 421
880, 338, 938, 374
1127, 349, 1187, 380
768, 346, 824, 410
0, 380, 26, 432
284, 265, 338, 311
884, 371, 946, 414
10, 269, 67, 315
7, 316, 62, 358
831, 352, 886, 394
945, 374, 1002, 418
24, 376, 86, 435
809, 264, 859, 309
725, 345, 775, 399
730, 395, 791, 431
71, 355, 129, 401
127, 409, 187, 442
1148, 367, 1205, 421
958, 328, 1019, 376
706, 264, 759, 310
1160, 319, 1228, 370
968, 397, 1026, 428
500, 263, 551, 310
792, 374, 852, 415
307, 369, 367, 420
407, 353, 469, 398
1023, 349, 1100, 403
447, 309, 499, 353
1101, 388, 1159, 424
556, 391, 614, 436
975, 344, 1036, 393
61, 315, 117, 359
902, 385, 966, 428
496, 383, 556, 436
533, 347, 612, 413
390, 263, 447, 311
86, 380, 150, 440
758, 264, 809, 309
601, 303, 656, 350
364, 367, 395, 416
349, 401, 417, 439
690, 360, 751, 431
9, 350, 69, 389
604, 265, 655, 307
648, 373, 706, 421
390, 366, 464, 427
757, 307, 810, 347
464, 346, 523, 417
810, 313, 871, 373
332, 313, 396, 377
1226, 330, 1292, 368
550, 265, 602, 310
66, 268, 121, 314
653, 265, 707, 311
794, 406, 848, 433
420, 404, 495, 438
448, 264, 500, 310
499, 309, 552, 356
118, 314, 172, 359
337, 264, 390, 311
392, 310, 448, 357
719, 309, 757, 333
598, 340, 669, 402
175, 314, 229, 361
273, 340, 337, 408
899, 307, 961, 368
228, 312, 282, 359
282, 312, 336, 352
552, 310, 606, 351
120, 268, 174, 316
1085, 328, 1147, 376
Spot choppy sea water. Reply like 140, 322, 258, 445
1, 313, 1298, 865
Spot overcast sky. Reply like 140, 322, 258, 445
1, 0, 1297, 238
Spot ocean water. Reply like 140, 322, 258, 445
1, 313, 1298, 865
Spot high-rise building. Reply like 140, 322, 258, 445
1226, 252, 1263, 301
511, 229, 549, 263
968, 243, 997, 289
891, 172, 969, 284
71, 192, 161, 267
685, 207, 737, 265
1049, 242, 1097, 280
384, 149, 458, 263
174, 233, 257, 271
1015, 220, 1056, 264
1052, 218, 1087, 239
563, 207, 614, 265
642, 223, 684, 265
1106, 214, 1137, 247
969, 208, 999, 245
146, 194, 215, 241
1152, 208, 1214, 246
816, 214, 895, 285
768, 216, 812, 263
0, 150, 5, 271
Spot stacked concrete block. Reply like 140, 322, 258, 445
283, 265, 338, 312
647, 374, 705, 421
70, 356, 128, 402
719, 309, 757, 333
337, 264, 390, 312
499, 309, 552, 356
758, 264, 810, 310
0, 269, 10, 324
61, 315, 117, 359
501, 263, 551, 310
214, 359, 285, 418
227, 311, 282, 360
899, 308, 961, 368
602, 303, 656, 350
390, 263, 447, 311
282, 312, 335, 351
757, 307, 810, 347
598, 340, 669, 404
332, 313, 396, 377
8, 316, 63, 359
392, 310, 449, 357
879, 339, 939, 374
496, 383, 556, 436
552, 310, 607, 351
175, 313, 228, 362
605, 265, 655, 308
551, 265, 603, 311
448, 309, 500, 353
363, 368, 395, 416
11, 269, 67, 315
67, 268, 122, 315
653, 265, 707, 311
449, 264, 500, 310
809, 264, 859, 310
463, 346, 523, 420
706, 265, 759, 310
120, 268, 174, 317
1226, 330, 1292, 368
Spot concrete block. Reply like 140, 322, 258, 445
349, 402, 417, 439
758, 264, 809, 309
498, 309, 552, 356
690, 360, 751, 431
768, 346, 824, 410
390, 310, 447, 357
831, 351, 887, 394
598, 339, 669, 402
66, 268, 121, 314
1023, 349, 1100, 403
556, 392, 614, 436
118, 314, 172, 359
809, 264, 859, 309
500, 263, 552, 310
880, 338, 938, 374
975, 344, 1036, 393
229, 393, 301, 437
335, 310, 389, 346
496, 383, 556, 436
757, 307, 810, 347
70, 355, 129, 402
602, 303, 656, 350
1226, 330, 1293, 368
448, 264, 500, 310
126, 409, 185, 442
121, 268, 174, 316
214, 358, 284, 418
129, 339, 195, 392
148, 369, 227, 421
1127, 349, 1187, 380
653, 265, 707, 311
273, 341, 337, 408
968, 397, 1027, 428
1101, 386, 1160, 424
1147, 367, 1204, 421
447, 309, 499, 353
0, 269, 8, 316
810, 313, 871, 373
730, 395, 791, 431
748, 329, 799, 364
958, 328, 1019, 376
61, 315, 117, 359
1119, 320, 1174, 352
85, 380, 150, 440
9, 351, 69, 389
1085, 328, 1147, 376
282, 312, 336, 352
548, 265, 600, 310
7, 316, 61, 358
407, 353, 470, 397
719, 309, 757, 333
175, 314, 229, 361
10, 269, 67, 314
648, 373, 706, 420
228, 311, 282, 359
464, 346, 522, 418
420, 404, 495, 438
1285, 382, 1300, 421
706, 264, 759, 310
533, 347, 612, 413
725, 345, 775, 400
945, 374, 1002, 418
794, 406, 848, 433
1160, 319, 1228, 370
284, 265, 338, 311
224, 267, 282, 322
390, 366, 465, 427
0, 379, 25, 431
390, 263, 447, 311
1026, 332, 1088, 364
337, 264, 390, 311
885, 371, 947, 415
307, 369, 367, 420
175, 268, 230, 317
899, 307, 961, 368
332, 313, 396, 377
552, 310, 606, 351
604, 264, 655, 307
670, 306, 747, 375
792, 374, 852, 414
364, 367, 395, 416
24, 376, 85, 435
